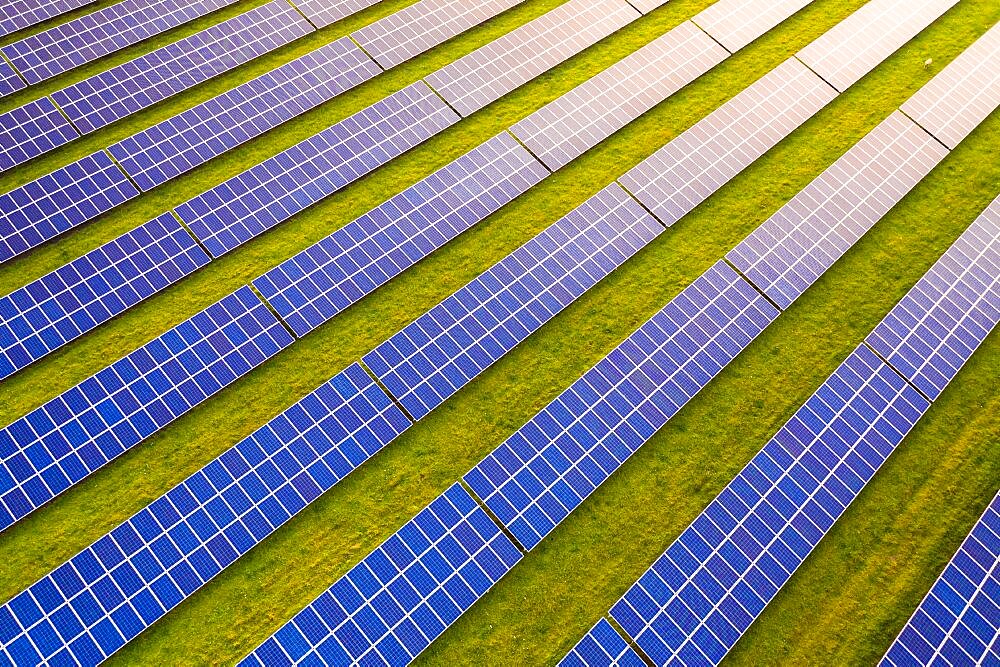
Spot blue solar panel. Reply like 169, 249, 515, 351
50, 0, 313, 134
240, 483, 522, 667
560, 618, 646, 667
0, 59, 25, 98
867, 197, 1000, 400
0, 213, 210, 379
0, 0, 95, 38
177, 81, 460, 258
0, 363, 406, 665
606, 345, 929, 666
363, 183, 663, 420
0, 97, 79, 172
464, 261, 780, 550
253, 131, 548, 337
0, 151, 140, 264
881, 491, 1000, 667
295, 0, 381, 29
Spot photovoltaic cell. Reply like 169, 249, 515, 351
0, 213, 210, 379
363, 184, 663, 420
352, 0, 526, 70
240, 484, 522, 667
900, 21, 1000, 150
0, 287, 294, 536
866, 195, 1000, 400
253, 132, 548, 337
0, 0, 237, 85
0, 362, 405, 666
0, 97, 79, 172
176, 81, 459, 258
619, 57, 837, 226
796, 0, 959, 92
606, 345, 929, 667
0, 60, 25, 98
423, 0, 640, 117
560, 618, 646, 667
881, 491, 1000, 667
726, 111, 949, 310
509, 21, 729, 171
0, 151, 140, 263
692, 0, 813, 53
51, 0, 313, 134
0, 0, 95, 38
108, 37, 381, 192
464, 261, 779, 550
295, 0, 382, 29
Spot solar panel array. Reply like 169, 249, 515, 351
464, 261, 780, 550
0, 0, 94, 38
176, 81, 459, 258
881, 491, 1000, 667
108, 37, 381, 192
619, 57, 838, 226
726, 111, 949, 310
509, 21, 729, 171
295, 0, 381, 29
363, 183, 663, 420
424, 0, 640, 117
0, 97, 79, 172
0, 151, 140, 263
561, 618, 647, 667
254, 131, 548, 337
691, 0, 813, 53
0, 60, 25, 97
240, 484, 522, 667
50, 0, 313, 134
0, 0, 237, 85
900, 21, 1000, 150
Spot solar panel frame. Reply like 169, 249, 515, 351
560, 618, 647, 667
0, 0, 95, 38
293, 0, 381, 30
625, 0, 667, 14
692, 0, 813, 53
0, 97, 80, 173
0, 59, 25, 98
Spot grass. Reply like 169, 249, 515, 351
0, 0, 997, 664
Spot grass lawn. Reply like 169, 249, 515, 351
0, 0, 997, 664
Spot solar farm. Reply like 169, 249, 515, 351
0, 0, 996, 664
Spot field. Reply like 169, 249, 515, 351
0, 0, 998, 664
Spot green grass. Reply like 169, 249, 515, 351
0, 0, 998, 664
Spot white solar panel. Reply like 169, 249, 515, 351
294, 0, 381, 29
693, 0, 814, 53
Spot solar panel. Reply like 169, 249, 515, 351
866, 195, 1000, 400
619, 57, 837, 226
240, 483, 522, 667
0, 151, 140, 264
352, 0, 527, 69
0, 97, 79, 173
796, 0, 959, 92
253, 131, 548, 337
605, 344, 929, 666
560, 618, 646, 667
0, 0, 94, 38
294, 0, 381, 30
509, 21, 729, 171
464, 261, 780, 550
0, 213, 210, 379
881, 491, 1000, 667
900, 21, 1000, 149
176, 81, 460, 258
726, 111, 949, 310
0, 287, 294, 535
50, 0, 313, 135
0, 59, 25, 98
363, 183, 663, 420
108, 37, 381, 192
0, 363, 405, 665
1, 0, 237, 85
692, 0, 813, 53
423, 0, 640, 117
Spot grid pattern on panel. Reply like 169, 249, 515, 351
50, 0, 313, 134
0, 0, 237, 85
726, 111, 949, 310
108, 37, 381, 192
254, 132, 547, 338
796, 0, 959, 92
0, 60, 24, 97
607, 345, 929, 667
881, 492, 1000, 667
295, 0, 381, 29
424, 0, 639, 117
866, 197, 1000, 400
692, 0, 812, 53
464, 261, 780, 550
352, 0, 526, 69
0, 0, 95, 38
363, 184, 663, 420
509, 21, 729, 171
0, 151, 140, 263
900, 22, 1000, 150
560, 618, 646, 667
0, 287, 295, 537
0, 97, 79, 172
619, 58, 837, 227
176, 81, 460, 258
0, 363, 404, 667
240, 484, 522, 667
0, 213, 210, 380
